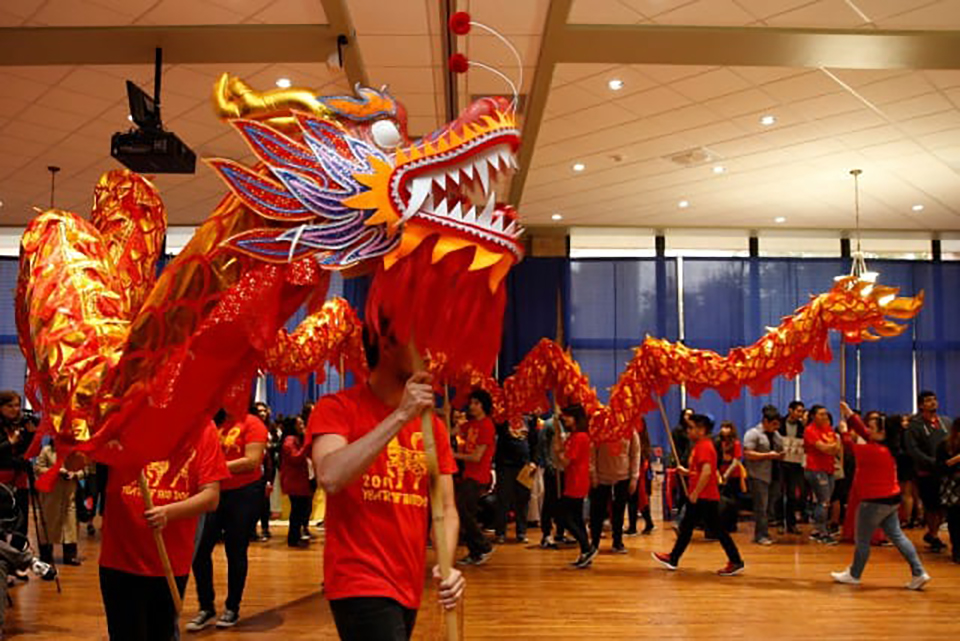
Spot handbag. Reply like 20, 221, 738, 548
941, 473, 960, 507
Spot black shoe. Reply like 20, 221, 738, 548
624, 528, 639, 537
186, 610, 217, 632
787, 526, 802, 535
612, 544, 628, 555
540, 536, 558, 549
62, 543, 81, 566
573, 547, 599, 568
494, 535, 506, 544
516, 535, 528, 544
216, 610, 240, 628
642, 524, 655, 535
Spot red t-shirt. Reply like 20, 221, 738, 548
804, 423, 838, 473
844, 414, 900, 500
218, 414, 268, 491
309, 384, 457, 609
462, 417, 495, 485
99, 422, 229, 577
563, 431, 591, 499
689, 438, 720, 501
280, 435, 312, 497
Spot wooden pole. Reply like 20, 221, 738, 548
839, 341, 847, 405
138, 472, 183, 614
654, 395, 687, 494
408, 346, 459, 641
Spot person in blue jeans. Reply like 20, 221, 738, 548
831, 403, 930, 590
803, 406, 841, 544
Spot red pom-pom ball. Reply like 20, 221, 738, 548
448, 53, 469, 74
449, 11, 472, 35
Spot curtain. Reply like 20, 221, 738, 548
0, 258, 24, 394
499, 257, 568, 379
915, 261, 960, 417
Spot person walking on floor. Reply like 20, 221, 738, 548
653, 414, 745, 576
831, 403, 931, 590
493, 412, 537, 544
743, 406, 785, 545
626, 419, 655, 536
555, 404, 597, 569
454, 389, 496, 566
187, 406, 268, 631
588, 424, 640, 553
34, 440, 82, 566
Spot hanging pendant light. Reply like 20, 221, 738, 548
846, 168, 879, 284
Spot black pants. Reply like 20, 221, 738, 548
14, 488, 29, 538
329, 597, 417, 641
288, 494, 313, 546
781, 463, 805, 527
100, 566, 188, 641
456, 479, 491, 557
495, 465, 530, 538
193, 481, 261, 613
628, 473, 653, 532
590, 479, 630, 549
669, 499, 743, 567
719, 481, 740, 533
259, 482, 272, 535
540, 470, 565, 539
947, 504, 960, 561
560, 497, 590, 554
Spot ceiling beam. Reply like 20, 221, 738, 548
320, 0, 368, 88
0, 24, 338, 66
555, 25, 960, 69
509, 0, 573, 206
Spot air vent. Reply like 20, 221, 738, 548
664, 146, 721, 168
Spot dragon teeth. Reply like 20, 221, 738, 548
464, 205, 478, 223
504, 219, 519, 236
478, 192, 495, 227
449, 201, 463, 221
432, 198, 449, 218
475, 158, 490, 194
447, 168, 460, 185
403, 177, 432, 221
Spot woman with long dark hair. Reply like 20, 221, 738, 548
554, 404, 596, 569
0, 391, 35, 541
936, 417, 960, 563
280, 416, 314, 548
832, 403, 930, 590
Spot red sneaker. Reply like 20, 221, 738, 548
718, 561, 745, 576
651, 552, 677, 571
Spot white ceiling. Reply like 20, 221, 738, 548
1, 0, 959, 233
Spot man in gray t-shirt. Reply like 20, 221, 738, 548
743, 405, 785, 544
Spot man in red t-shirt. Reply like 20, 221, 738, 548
100, 421, 229, 640
453, 389, 496, 565
803, 404, 841, 544
310, 319, 463, 641
653, 414, 745, 576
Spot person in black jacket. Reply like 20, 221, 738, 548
905, 390, 949, 552
936, 418, 960, 564
0, 391, 36, 540
778, 400, 806, 534
494, 417, 538, 544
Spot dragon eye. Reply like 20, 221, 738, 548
371, 119, 402, 149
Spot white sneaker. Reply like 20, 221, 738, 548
906, 573, 931, 591
831, 569, 861, 585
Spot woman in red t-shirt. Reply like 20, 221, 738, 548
831, 403, 930, 590
99, 421, 228, 640
716, 421, 744, 533
280, 416, 314, 548
187, 407, 268, 631
554, 404, 597, 569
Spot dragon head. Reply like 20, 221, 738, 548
210, 76, 523, 289
818, 275, 925, 342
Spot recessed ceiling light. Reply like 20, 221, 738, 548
712, 165, 726, 174
774, 216, 786, 224
0, 200, 4, 208
760, 114, 777, 126
608, 78, 624, 91
572, 162, 585, 172
551, 213, 563, 221
276, 78, 292, 88
678, 200, 690, 209
127, 114, 134, 122
912, 204, 924, 212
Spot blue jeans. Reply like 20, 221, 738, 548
805, 470, 834, 535
749, 478, 770, 541
850, 501, 925, 579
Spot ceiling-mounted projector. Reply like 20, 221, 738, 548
111, 48, 196, 174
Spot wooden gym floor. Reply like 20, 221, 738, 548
5, 523, 958, 640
